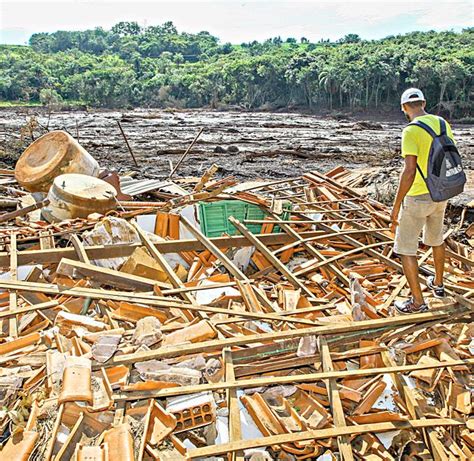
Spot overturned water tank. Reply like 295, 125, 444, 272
42, 173, 117, 222
15, 130, 100, 192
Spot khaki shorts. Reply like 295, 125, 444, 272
394, 194, 447, 256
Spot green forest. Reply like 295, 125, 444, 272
0, 22, 472, 116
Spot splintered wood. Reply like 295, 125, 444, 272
0, 165, 472, 461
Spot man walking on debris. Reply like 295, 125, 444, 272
390, 88, 458, 314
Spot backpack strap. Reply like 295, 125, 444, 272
438, 117, 447, 136
416, 163, 426, 180
406, 121, 435, 182
408, 120, 438, 138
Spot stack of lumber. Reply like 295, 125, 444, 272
0, 165, 472, 461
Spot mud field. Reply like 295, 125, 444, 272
0, 108, 473, 180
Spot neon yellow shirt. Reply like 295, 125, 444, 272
401, 114, 455, 196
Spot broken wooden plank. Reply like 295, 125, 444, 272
320, 337, 354, 461
187, 418, 465, 458
8, 233, 18, 337
57, 258, 171, 291
229, 216, 321, 301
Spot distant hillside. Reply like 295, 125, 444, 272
0, 22, 472, 116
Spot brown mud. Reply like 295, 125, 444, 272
0, 108, 472, 180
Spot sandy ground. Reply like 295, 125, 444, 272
0, 108, 472, 180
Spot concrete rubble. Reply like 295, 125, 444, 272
0, 130, 472, 460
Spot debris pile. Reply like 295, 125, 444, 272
0, 132, 472, 460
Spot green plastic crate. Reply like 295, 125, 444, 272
198, 200, 290, 238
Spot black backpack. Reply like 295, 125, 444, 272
409, 117, 466, 202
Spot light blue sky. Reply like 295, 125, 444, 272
1, 0, 472, 45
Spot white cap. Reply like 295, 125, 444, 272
401, 88, 425, 105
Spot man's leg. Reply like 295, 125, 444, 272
400, 255, 424, 306
393, 196, 427, 308
423, 201, 448, 288
432, 243, 445, 286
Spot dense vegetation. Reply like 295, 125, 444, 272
0, 22, 472, 116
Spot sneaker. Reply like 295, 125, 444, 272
394, 297, 428, 315
426, 275, 445, 298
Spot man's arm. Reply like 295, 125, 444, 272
390, 155, 417, 233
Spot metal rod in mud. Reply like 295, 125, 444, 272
169, 127, 204, 179
117, 121, 139, 167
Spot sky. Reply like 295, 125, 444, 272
0, 0, 472, 45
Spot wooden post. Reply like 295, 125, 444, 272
223, 348, 244, 461
168, 127, 204, 178
8, 233, 18, 338
117, 121, 139, 167
320, 337, 354, 461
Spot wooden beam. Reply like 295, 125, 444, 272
180, 215, 279, 312
293, 241, 390, 277
304, 170, 372, 203
273, 228, 390, 255
44, 404, 64, 461
284, 207, 366, 214
0, 280, 323, 327
382, 246, 434, 310
320, 337, 354, 461
228, 216, 320, 301
57, 258, 171, 291
180, 215, 251, 280
0, 230, 394, 267
186, 418, 465, 458
299, 211, 469, 297
162, 281, 237, 295
108, 310, 455, 366
381, 349, 446, 459
0, 300, 59, 319
267, 211, 350, 286
0, 198, 49, 224
232, 345, 388, 378
223, 348, 244, 461
55, 412, 85, 460
446, 248, 474, 267
114, 358, 474, 401
237, 177, 299, 192
319, 219, 470, 297
168, 126, 204, 178
40, 230, 55, 250
244, 218, 370, 224
102, 307, 463, 367
70, 234, 90, 264
132, 221, 197, 321
9, 233, 18, 337
454, 293, 474, 311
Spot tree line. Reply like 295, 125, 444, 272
0, 22, 472, 117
